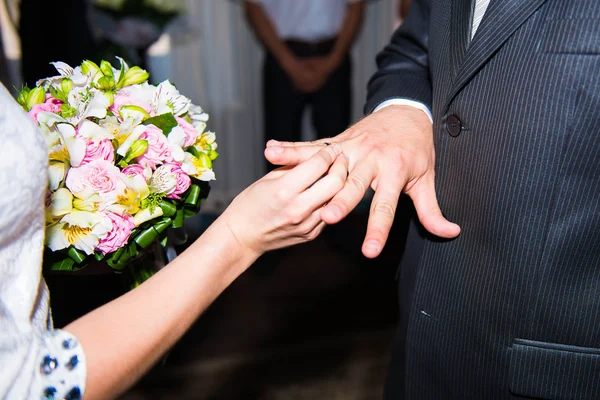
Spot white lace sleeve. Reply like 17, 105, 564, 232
0, 83, 87, 399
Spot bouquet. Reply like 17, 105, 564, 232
19, 58, 218, 280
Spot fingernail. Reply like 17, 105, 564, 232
364, 240, 380, 254
271, 146, 284, 154
327, 205, 341, 218
331, 144, 342, 155
267, 140, 280, 147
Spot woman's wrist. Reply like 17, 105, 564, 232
187, 216, 261, 282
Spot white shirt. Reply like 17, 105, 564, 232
376, 0, 491, 120
247, 0, 362, 42
0, 83, 87, 399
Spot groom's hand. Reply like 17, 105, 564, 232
264, 105, 461, 258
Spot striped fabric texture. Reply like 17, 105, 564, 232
367, 0, 600, 398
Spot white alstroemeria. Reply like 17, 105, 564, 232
195, 131, 218, 152
72, 90, 111, 123
49, 188, 73, 218
132, 207, 164, 227
36, 62, 90, 90
117, 124, 147, 157
37, 110, 68, 127
56, 123, 86, 167
107, 173, 150, 215
78, 119, 111, 141
153, 80, 190, 116
149, 165, 177, 194
48, 161, 68, 190
99, 115, 136, 144
167, 126, 186, 162
46, 210, 112, 255
123, 173, 150, 197
181, 152, 216, 181
188, 105, 209, 123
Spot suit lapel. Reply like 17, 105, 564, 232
445, 0, 550, 109
449, 0, 474, 79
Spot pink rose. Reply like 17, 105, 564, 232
122, 164, 147, 179
175, 116, 198, 147
151, 162, 191, 199
81, 139, 115, 164
29, 96, 62, 122
66, 159, 126, 202
96, 212, 135, 255
136, 124, 173, 169
109, 89, 152, 118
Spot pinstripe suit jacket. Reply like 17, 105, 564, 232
365, 0, 600, 398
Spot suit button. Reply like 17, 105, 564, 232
446, 115, 462, 137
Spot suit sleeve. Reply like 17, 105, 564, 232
364, 0, 432, 114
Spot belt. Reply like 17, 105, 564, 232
284, 37, 337, 55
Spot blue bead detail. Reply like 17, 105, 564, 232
40, 355, 58, 375
62, 338, 78, 350
42, 386, 57, 400
64, 387, 82, 400
66, 355, 79, 371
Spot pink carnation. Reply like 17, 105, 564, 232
136, 124, 173, 169
152, 162, 191, 199
96, 212, 135, 255
29, 96, 62, 122
82, 139, 115, 164
66, 159, 126, 202
175, 116, 198, 147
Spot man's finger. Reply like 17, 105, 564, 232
281, 144, 343, 193
264, 143, 324, 166
410, 176, 461, 239
266, 138, 335, 148
320, 160, 376, 225
361, 174, 403, 258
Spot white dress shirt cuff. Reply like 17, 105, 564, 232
373, 99, 433, 124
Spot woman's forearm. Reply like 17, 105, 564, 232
64, 219, 257, 400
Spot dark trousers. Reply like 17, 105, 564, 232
263, 38, 352, 171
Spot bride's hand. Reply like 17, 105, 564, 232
220, 144, 347, 258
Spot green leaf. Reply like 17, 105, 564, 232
143, 113, 178, 136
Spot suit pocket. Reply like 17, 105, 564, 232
538, 18, 600, 54
509, 338, 600, 399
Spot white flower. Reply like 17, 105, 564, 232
36, 62, 90, 90
46, 210, 112, 255
166, 126, 186, 162
153, 81, 190, 116
149, 165, 178, 194
117, 124, 147, 157
182, 152, 216, 181
55, 123, 87, 167
48, 161, 68, 191
78, 119, 111, 141
49, 188, 73, 218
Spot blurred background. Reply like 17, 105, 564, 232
1, 0, 413, 398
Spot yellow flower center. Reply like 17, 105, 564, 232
117, 188, 141, 214
190, 155, 206, 178
114, 132, 132, 148
63, 225, 93, 245
49, 147, 70, 163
